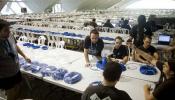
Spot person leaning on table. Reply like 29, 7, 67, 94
144, 59, 175, 100
84, 29, 104, 67
0, 19, 31, 100
82, 61, 132, 100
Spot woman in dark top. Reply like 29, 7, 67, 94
144, 59, 175, 100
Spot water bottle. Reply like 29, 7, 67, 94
101, 53, 107, 70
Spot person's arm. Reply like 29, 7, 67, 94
135, 53, 149, 64
16, 45, 31, 63
151, 60, 163, 71
153, 52, 159, 60
121, 56, 128, 64
166, 46, 175, 51
144, 84, 156, 100
84, 48, 90, 66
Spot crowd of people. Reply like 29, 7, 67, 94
82, 14, 175, 100
1, 13, 175, 100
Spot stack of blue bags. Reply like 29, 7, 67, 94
19, 58, 82, 84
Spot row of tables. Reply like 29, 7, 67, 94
11, 25, 130, 44
18, 42, 161, 100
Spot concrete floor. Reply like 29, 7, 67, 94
0, 73, 81, 100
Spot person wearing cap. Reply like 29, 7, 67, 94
0, 19, 31, 100
144, 59, 175, 100
82, 61, 132, 100
135, 35, 158, 64
84, 29, 104, 67
108, 36, 128, 64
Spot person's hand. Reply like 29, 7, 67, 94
85, 62, 91, 67
143, 61, 150, 64
24, 56, 31, 63
120, 60, 126, 64
150, 59, 157, 66
111, 58, 119, 62
144, 84, 151, 91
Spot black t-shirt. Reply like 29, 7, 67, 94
82, 83, 132, 100
153, 77, 175, 100
138, 45, 157, 56
111, 45, 128, 59
130, 25, 152, 47
84, 36, 104, 56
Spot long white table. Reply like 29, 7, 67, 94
12, 25, 130, 44
123, 61, 161, 83
43, 57, 156, 100
18, 42, 159, 100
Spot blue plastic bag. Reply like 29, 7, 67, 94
41, 46, 48, 50
63, 72, 82, 84
52, 68, 68, 80
30, 65, 42, 73
140, 65, 157, 75
21, 63, 32, 71
96, 57, 107, 70
41, 66, 57, 77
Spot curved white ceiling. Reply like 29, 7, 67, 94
126, 0, 175, 9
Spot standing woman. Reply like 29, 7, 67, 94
84, 29, 104, 67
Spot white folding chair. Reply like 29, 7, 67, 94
102, 27, 109, 32
38, 36, 46, 45
58, 41, 65, 49
46, 33, 55, 47
19, 36, 28, 42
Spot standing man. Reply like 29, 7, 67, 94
0, 19, 31, 100
84, 29, 104, 67
130, 15, 152, 47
